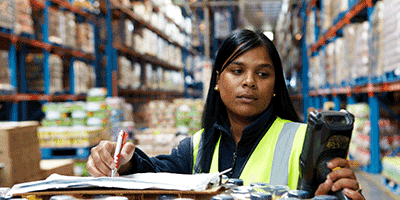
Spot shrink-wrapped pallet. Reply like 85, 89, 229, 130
14, 0, 34, 35
354, 22, 370, 79
0, 0, 14, 30
383, 0, 400, 73
334, 38, 345, 85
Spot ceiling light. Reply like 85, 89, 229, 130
263, 31, 274, 41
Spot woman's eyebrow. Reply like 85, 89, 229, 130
259, 63, 274, 69
230, 62, 274, 69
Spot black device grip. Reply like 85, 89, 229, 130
316, 158, 351, 200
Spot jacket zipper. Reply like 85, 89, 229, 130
230, 151, 238, 177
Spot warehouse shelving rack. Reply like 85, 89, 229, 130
99, 0, 202, 100
301, 0, 400, 174
0, 0, 96, 121
0, 0, 203, 121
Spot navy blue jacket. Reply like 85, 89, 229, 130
126, 107, 276, 178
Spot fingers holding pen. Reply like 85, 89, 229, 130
119, 142, 135, 167
87, 141, 116, 177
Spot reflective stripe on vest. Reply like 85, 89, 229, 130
191, 117, 307, 189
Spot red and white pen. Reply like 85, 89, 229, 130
111, 130, 128, 177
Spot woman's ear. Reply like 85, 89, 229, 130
215, 71, 220, 89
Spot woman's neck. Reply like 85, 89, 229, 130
228, 114, 256, 145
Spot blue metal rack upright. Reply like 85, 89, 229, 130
105, 0, 114, 97
301, 2, 309, 122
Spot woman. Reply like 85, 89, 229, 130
87, 29, 364, 199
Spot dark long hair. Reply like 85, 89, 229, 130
195, 29, 301, 173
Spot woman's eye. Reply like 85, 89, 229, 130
258, 72, 269, 77
232, 69, 243, 74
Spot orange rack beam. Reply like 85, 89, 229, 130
310, 0, 373, 52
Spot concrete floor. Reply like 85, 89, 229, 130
354, 168, 400, 200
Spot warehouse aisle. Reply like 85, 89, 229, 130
354, 168, 400, 200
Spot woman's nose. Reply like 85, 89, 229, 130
242, 73, 256, 88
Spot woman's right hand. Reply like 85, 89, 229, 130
87, 140, 135, 177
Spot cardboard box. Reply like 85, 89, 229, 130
40, 159, 75, 179
0, 121, 39, 158
0, 121, 41, 187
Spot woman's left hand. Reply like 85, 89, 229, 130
314, 157, 365, 200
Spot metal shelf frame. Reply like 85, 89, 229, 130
303, 0, 386, 174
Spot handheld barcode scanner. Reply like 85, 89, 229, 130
298, 110, 355, 200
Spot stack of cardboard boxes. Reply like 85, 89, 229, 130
0, 0, 14, 30
383, 0, 400, 74
14, 0, 34, 36
0, 122, 42, 187
25, 53, 64, 94
0, 50, 14, 94
77, 22, 94, 54
370, 1, 384, 78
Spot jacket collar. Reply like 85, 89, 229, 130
212, 105, 276, 154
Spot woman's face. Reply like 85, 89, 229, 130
216, 45, 275, 120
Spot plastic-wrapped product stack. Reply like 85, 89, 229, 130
353, 22, 370, 79
325, 42, 335, 86
342, 23, 360, 82
49, 8, 62, 45
14, 0, 34, 35
64, 11, 77, 49
117, 56, 132, 89
370, 1, 384, 78
49, 54, 64, 94
382, 0, 400, 74
334, 38, 345, 85
0, 0, 14, 30
0, 50, 14, 94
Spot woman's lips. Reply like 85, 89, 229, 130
237, 94, 258, 103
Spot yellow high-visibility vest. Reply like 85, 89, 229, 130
192, 117, 307, 189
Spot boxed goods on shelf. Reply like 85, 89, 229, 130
343, 23, 360, 81
64, 11, 77, 49
135, 127, 187, 157
174, 99, 203, 135
132, 1, 151, 22
73, 61, 95, 94
72, 0, 93, 11
321, 0, 333, 34
14, 0, 34, 36
306, 10, 316, 48
354, 21, 370, 79
112, 19, 133, 48
132, 62, 141, 89
49, 54, 63, 94
325, 42, 335, 85
77, 22, 94, 54
26, 53, 64, 94
98, 17, 107, 44
0, 0, 14, 30
347, 103, 400, 166
370, 1, 384, 78
0, 50, 15, 94
334, 38, 345, 85
42, 102, 73, 127
0, 121, 41, 187
309, 50, 327, 89
117, 56, 133, 89
383, 0, 400, 73
49, 8, 62, 45
382, 156, 400, 186
37, 126, 104, 148
332, 0, 348, 23
141, 99, 203, 134
135, 99, 203, 156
